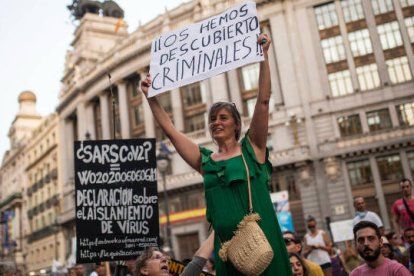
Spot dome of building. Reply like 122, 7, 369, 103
18, 91, 37, 103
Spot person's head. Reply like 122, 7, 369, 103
93, 263, 106, 276
353, 221, 382, 263
354, 197, 366, 212
75, 264, 85, 276
135, 247, 170, 276
306, 216, 317, 233
381, 236, 394, 259
386, 231, 403, 247
404, 227, 414, 245
208, 102, 242, 142
283, 231, 302, 254
400, 178, 412, 197
68, 267, 77, 276
289, 252, 308, 276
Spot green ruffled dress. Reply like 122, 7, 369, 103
200, 133, 292, 276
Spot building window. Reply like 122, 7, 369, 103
400, 0, 414, 8
356, 64, 380, 91
185, 113, 205, 132
377, 22, 403, 50
329, 70, 353, 96
314, 2, 338, 30
376, 154, 404, 181
133, 105, 144, 125
286, 174, 300, 200
240, 63, 260, 91
405, 16, 414, 42
341, 0, 365, 22
347, 159, 373, 186
366, 108, 392, 131
181, 83, 204, 106
321, 36, 347, 63
386, 56, 412, 83
396, 102, 414, 126
348, 29, 373, 56
338, 114, 362, 137
372, 0, 395, 15
181, 83, 206, 133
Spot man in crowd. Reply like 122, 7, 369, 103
402, 227, 414, 272
283, 231, 324, 276
392, 179, 414, 236
350, 221, 410, 275
352, 196, 384, 235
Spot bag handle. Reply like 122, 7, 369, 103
241, 153, 253, 214
403, 198, 414, 223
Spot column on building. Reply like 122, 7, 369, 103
369, 156, 390, 229
226, 70, 242, 108
85, 102, 96, 140
262, 23, 283, 106
99, 93, 111, 139
171, 88, 184, 132
139, 72, 155, 138
63, 118, 75, 181
269, 11, 300, 107
116, 80, 131, 139
76, 100, 87, 140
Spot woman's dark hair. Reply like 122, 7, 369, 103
208, 102, 242, 140
288, 252, 309, 276
381, 243, 394, 259
135, 247, 159, 276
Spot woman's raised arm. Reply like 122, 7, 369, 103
248, 34, 272, 163
141, 75, 201, 172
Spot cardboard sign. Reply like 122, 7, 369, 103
330, 219, 354, 242
169, 259, 214, 276
148, 1, 263, 97
74, 139, 159, 263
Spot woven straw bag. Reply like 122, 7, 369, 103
218, 154, 274, 275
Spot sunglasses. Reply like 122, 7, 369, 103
283, 238, 297, 245
307, 225, 316, 229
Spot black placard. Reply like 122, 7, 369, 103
74, 139, 159, 263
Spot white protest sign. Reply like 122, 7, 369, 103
330, 219, 354, 242
148, 1, 263, 97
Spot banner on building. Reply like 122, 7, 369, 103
330, 219, 354, 242
270, 191, 295, 232
74, 139, 158, 263
148, 1, 263, 97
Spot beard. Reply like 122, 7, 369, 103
359, 246, 381, 262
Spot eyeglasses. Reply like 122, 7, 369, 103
307, 225, 316, 229
283, 238, 297, 245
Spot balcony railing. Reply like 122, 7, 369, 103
318, 126, 414, 157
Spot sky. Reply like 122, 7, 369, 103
0, 0, 190, 159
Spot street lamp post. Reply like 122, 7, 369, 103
156, 152, 174, 258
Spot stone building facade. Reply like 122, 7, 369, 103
56, 0, 414, 261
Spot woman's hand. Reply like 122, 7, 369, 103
140, 74, 152, 98
257, 33, 271, 54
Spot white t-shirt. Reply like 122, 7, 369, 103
352, 211, 383, 227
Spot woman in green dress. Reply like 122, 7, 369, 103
141, 33, 291, 275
